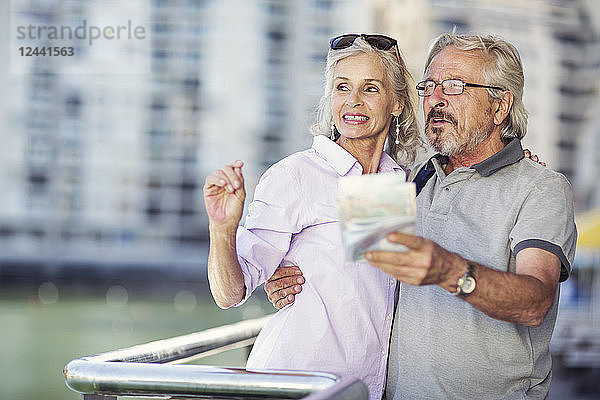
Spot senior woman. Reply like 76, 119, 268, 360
203, 34, 421, 399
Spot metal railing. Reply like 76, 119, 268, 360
63, 315, 368, 400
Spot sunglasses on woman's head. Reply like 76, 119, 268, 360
329, 34, 398, 51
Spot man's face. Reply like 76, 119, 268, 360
422, 46, 496, 156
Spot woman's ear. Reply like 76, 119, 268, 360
493, 91, 513, 126
393, 99, 405, 117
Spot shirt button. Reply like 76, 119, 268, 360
386, 314, 392, 321
381, 350, 386, 356
389, 279, 395, 285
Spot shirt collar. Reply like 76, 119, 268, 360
424, 138, 524, 177
312, 135, 403, 176
379, 151, 403, 173
472, 138, 524, 177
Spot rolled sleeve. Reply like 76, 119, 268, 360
236, 226, 292, 305
234, 161, 305, 305
510, 172, 577, 282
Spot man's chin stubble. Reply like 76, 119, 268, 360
427, 127, 460, 156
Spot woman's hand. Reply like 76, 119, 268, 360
523, 149, 546, 167
203, 160, 246, 231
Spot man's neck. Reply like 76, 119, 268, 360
445, 133, 505, 174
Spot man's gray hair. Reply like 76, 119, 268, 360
312, 37, 422, 165
425, 33, 528, 141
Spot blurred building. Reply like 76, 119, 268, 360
2, 0, 598, 277
570, 0, 600, 212
375, 0, 600, 189
550, 0, 600, 186
0, 0, 374, 274
576, 103, 600, 210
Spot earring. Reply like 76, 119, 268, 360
395, 116, 400, 145
330, 120, 336, 140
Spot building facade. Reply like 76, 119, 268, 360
0, 0, 373, 273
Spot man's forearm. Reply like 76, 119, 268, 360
451, 259, 557, 327
207, 226, 246, 309
365, 233, 562, 327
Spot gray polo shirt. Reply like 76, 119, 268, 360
385, 139, 577, 400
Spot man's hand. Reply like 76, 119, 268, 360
264, 266, 305, 309
366, 232, 561, 326
365, 232, 464, 292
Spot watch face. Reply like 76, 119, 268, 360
462, 277, 476, 294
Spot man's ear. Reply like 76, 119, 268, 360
493, 91, 513, 126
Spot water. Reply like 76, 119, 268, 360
0, 290, 273, 400
1, 284, 598, 400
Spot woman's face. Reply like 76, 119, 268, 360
331, 52, 402, 141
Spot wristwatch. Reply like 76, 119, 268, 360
453, 261, 477, 296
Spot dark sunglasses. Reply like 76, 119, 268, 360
330, 34, 398, 51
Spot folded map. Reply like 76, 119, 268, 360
335, 173, 416, 262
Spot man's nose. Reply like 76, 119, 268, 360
426, 85, 448, 108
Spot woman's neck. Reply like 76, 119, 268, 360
337, 134, 387, 174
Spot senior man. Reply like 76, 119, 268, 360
265, 33, 576, 399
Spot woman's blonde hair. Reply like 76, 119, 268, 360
312, 36, 423, 165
